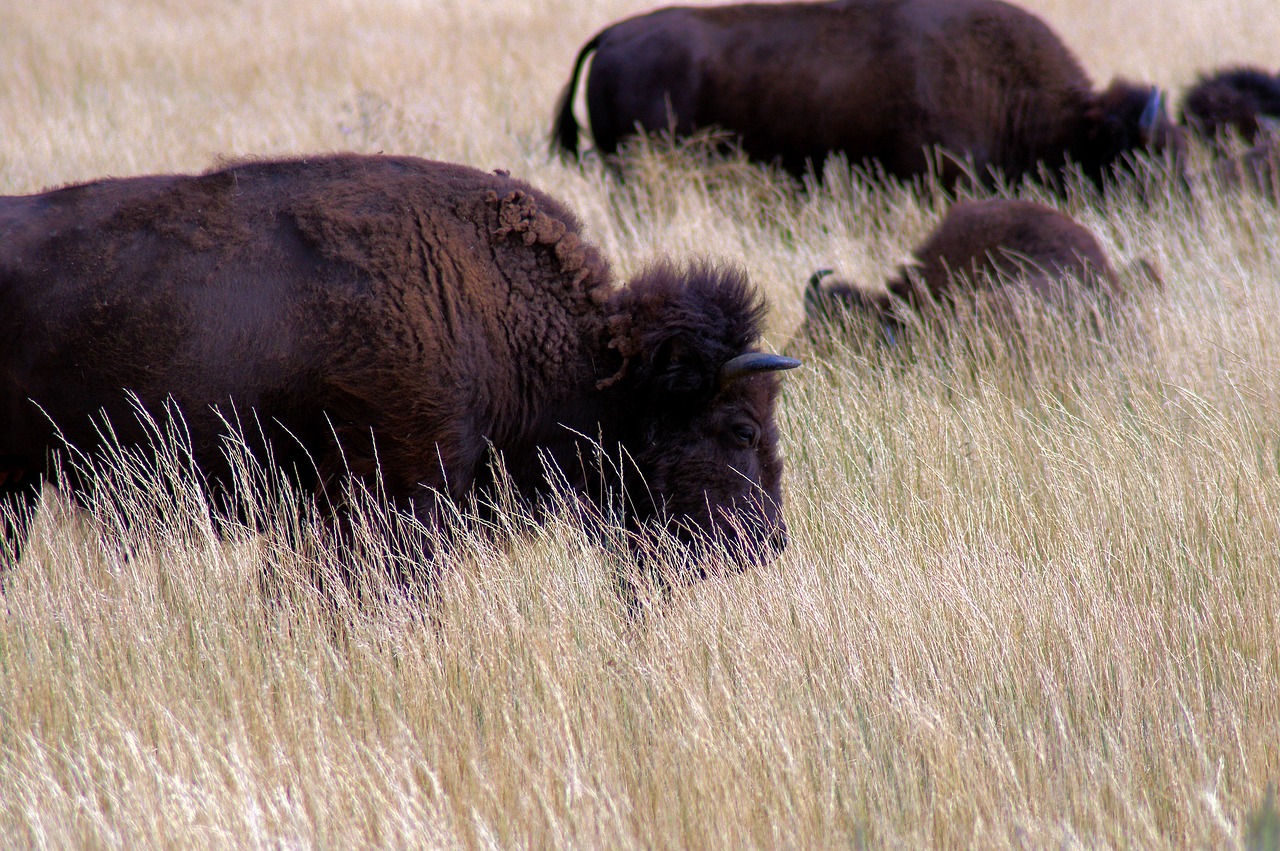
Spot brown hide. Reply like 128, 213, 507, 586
887, 199, 1119, 303
1182, 67, 1280, 144
803, 198, 1119, 335
551, 0, 1180, 186
0, 154, 797, 573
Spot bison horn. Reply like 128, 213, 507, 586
804, 268, 835, 320
1139, 88, 1165, 142
718, 352, 802, 390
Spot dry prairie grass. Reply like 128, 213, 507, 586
2, 0, 1280, 847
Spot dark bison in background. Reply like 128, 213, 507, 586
0, 154, 800, 576
1181, 66, 1280, 143
1181, 67, 1280, 196
551, 0, 1181, 188
800, 198, 1122, 338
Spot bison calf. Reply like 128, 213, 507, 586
801, 198, 1121, 338
551, 0, 1181, 188
0, 154, 800, 578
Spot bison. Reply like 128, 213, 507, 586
800, 198, 1122, 338
0, 154, 800, 579
550, 0, 1181, 188
1181, 66, 1280, 144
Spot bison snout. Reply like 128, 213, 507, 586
719, 508, 788, 567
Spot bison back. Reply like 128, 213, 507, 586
0, 154, 610, 504
902, 199, 1119, 300
577, 0, 1093, 181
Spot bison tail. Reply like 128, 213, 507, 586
550, 30, 607, 160
802, 269, 835, 322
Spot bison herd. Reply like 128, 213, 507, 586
2, 0, 1278, 596
553, 0, 1279, 191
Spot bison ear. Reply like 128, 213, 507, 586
648, 333, 715, 398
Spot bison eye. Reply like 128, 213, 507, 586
729, 422, 760, 449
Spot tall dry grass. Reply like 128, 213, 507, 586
2, 0, 1280, 847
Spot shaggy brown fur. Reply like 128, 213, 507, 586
0, 154, 799, 576
550, 0, 1181, 188
1182, 67, 1280, 143
801, 199, 1121, 337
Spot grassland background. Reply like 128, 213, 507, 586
2, 0, 1280, 847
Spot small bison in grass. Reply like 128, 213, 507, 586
800, 198, 1124, 340
0, 154, 800, 581
551, 0, 1181, 189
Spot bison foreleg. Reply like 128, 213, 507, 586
0, 469, 43, 571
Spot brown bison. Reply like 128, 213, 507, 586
551, 0, 1181, 187
801, 198, 1121, 336
1181, 66, 1280, 143
0, 154, 800, 576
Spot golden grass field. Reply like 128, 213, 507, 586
3, 0, 1280, 846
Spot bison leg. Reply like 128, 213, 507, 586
1, 468, 43, 570
303, 434, 480, 599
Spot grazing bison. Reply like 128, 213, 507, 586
0, 154, 800, 577
1182, 66, 1280, 143
801, 198, 1121, 337
551, 0, 1181, 187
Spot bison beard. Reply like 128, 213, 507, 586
0, 154, 799, 588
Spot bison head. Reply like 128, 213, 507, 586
1081, 80, 1185, 182
799, 268, 903, 344
601, 262, 800, 574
